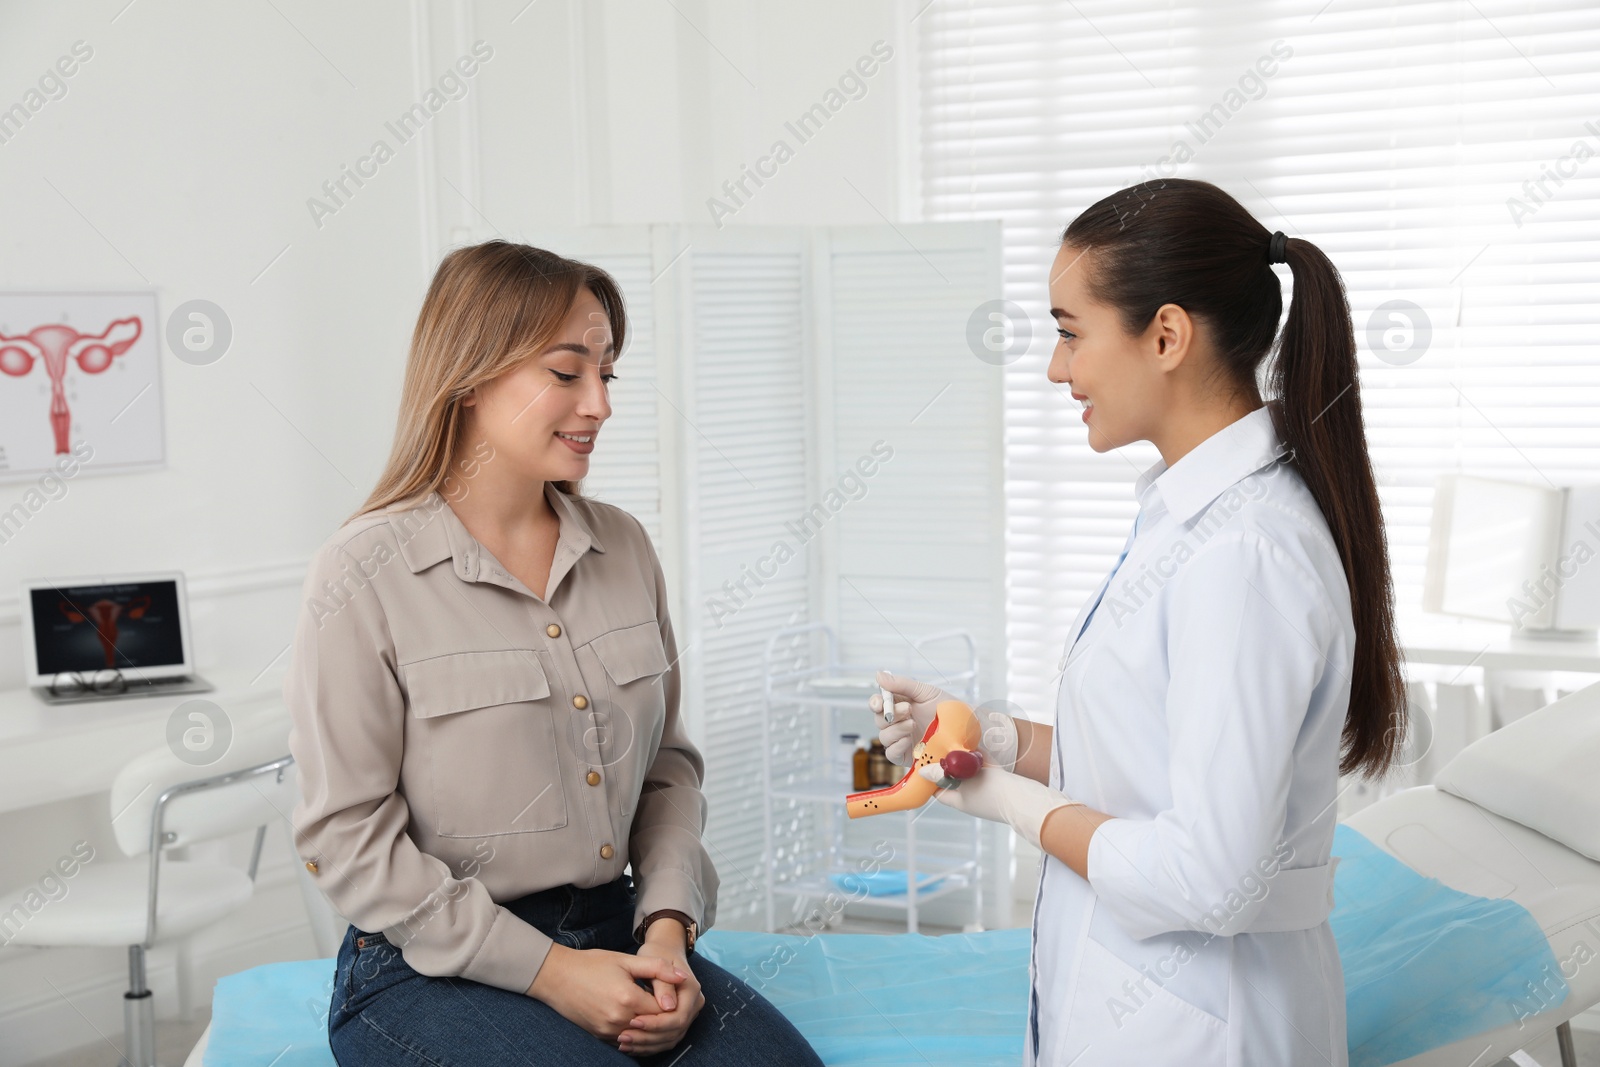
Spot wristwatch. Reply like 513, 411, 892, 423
635, 909, 698, 952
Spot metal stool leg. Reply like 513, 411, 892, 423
1556, 1020, 1577, 1067
122, 944, 156, 1067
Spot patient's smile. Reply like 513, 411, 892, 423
555, 430, 596, 454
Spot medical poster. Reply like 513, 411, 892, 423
0, 291, 166, 482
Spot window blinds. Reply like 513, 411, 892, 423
915, 0, 1600, 716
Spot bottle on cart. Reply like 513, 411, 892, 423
840, 732, 861, 778
867, 739, 892, 787
851, 736, 871, 791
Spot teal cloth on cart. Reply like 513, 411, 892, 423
827, 869, 948, 897
202, 829, 1565, 1067
1331, 822, 1565, 1067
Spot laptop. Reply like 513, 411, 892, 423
20, 572, 214, 704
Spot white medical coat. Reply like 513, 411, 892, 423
1027, 407, 1352, 1066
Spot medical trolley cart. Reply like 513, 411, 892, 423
760, 622, 984, 934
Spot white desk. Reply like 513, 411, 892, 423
1402, 618, 1600, 675
0, 666, 288, 816
1333, 620, 1600, 821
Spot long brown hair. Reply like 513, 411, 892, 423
353, 241, 628, 522
1062, 178, 1405, 778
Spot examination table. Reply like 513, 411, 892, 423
184, 681, 1600, 1066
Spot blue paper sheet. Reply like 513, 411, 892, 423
203, 827, 1566, 1067
206, 957, 337, 1066
202, 930, 1031, 1067
696, 929, 1030, 1064
1330, 823, 1566, 1067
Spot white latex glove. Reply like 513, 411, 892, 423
868, 671, 1020, 772
917, 762, 1078, 850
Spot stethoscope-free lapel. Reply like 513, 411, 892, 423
1057, 443, 1292, 676
1059, 513, 1144, 674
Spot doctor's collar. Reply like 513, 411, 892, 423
1133, 406, 1287, 526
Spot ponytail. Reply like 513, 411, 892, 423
1268, 238, 1405, 778
1062, 179, 1405, 778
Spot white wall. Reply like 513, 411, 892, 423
0, 0, 911, 1059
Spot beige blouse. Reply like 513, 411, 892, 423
285, 482, 717, 995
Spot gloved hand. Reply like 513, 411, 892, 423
869, 671, 1020, 772
917, 761, 1078, 850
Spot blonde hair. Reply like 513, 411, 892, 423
353, 241, 628, 522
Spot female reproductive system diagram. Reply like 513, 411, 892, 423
0, 292, 165, 480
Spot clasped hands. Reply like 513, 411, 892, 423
870, 671, 1079, 849
528, 919, 704, 1057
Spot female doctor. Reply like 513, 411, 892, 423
872, 179, 1406, 1065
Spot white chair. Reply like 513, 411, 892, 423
0, 708, 296, 1067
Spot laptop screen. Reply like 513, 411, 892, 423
29, 579, 187, 678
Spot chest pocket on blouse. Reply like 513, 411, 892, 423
589, 622, 670, 818
402, 649, 568, 837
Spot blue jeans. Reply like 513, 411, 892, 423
328, 874, 824, 1066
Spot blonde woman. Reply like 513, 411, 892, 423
286, 241, 823, 1066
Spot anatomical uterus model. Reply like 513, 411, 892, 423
60, 596, 150, 670
846, 700, 983, 818
0, 317, 142, 453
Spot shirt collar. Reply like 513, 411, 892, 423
392, 481, 605, 577
1134, 406, 1287, 525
